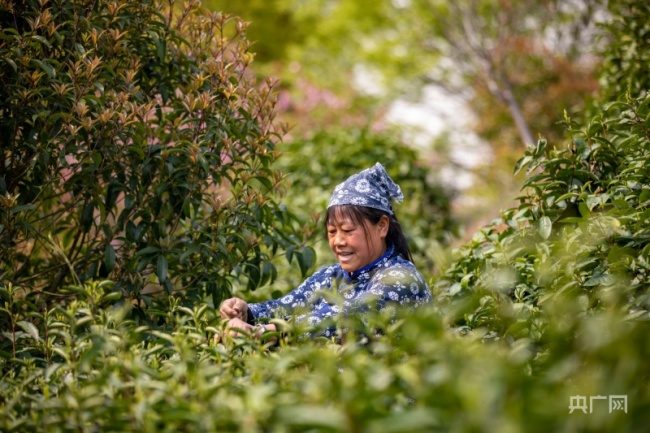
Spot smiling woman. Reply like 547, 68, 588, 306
326, 206, 389, 275
219, 163, 432, 342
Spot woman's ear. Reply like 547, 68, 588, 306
378, 215, 390, 238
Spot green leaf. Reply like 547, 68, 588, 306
607, 245, 636, 263
30, 59, 55, 78
538, 216, 552, 239
639, 189, 650, 205
17, 321, 39, 341
297, 246, 315, 277
261, 261, 277, 286
4, 58, 17, 72
10, 204, 35, 214
533, 138, 548, 157
285, 245, 295, 264
557, 217, 584, 224
136, 246, 160, 256
104, 244, 116, 272
149, 330, 175, 344
81, 203, 94, 232
125, 195, 135, 209
275, 405, 347, 430
514, 155, 533, 174
44, 363, 64, 380
157, 254, 168, 282
254, 175, 273, 190
584, 273, 616, 287
101, 291, 122, 303
30, 35, 51, 48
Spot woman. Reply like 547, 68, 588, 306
219, 163, 432, 341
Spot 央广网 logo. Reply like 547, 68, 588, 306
569, 395, 627, 414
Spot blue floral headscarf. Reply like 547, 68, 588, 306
327, 163, 403, 215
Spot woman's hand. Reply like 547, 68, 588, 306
213, 317, 254, 344
223, 317, 256, 338
219, 297, 248, 321
213, 317, 278, 344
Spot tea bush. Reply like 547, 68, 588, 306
434, 0, 650, 340
0, 0, 306, 307
600, 1, 650, 101
1, 280, 648, 432
434, 93, 650, 340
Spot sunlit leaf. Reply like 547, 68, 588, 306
17, 321, 39, 341
538, 216, 552, 239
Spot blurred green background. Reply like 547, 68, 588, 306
206, 0, 605, 251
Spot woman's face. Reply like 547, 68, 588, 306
327, 214, 389, 273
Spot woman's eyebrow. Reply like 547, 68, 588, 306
330, 219, 353, 226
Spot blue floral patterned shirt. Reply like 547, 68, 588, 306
248, 245, 432, 339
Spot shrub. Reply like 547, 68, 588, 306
600, 0, 650, 101
1, 281, 648, 432
433, 0, 650, 340
0, 0, 302, 307
434, 93, 650, 340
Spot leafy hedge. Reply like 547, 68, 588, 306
434, 93, 650, 339
2, 281, 648, 432
433, 1, 650, 341
0, 0, 304, 307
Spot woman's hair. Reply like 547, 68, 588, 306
325, 205, 414, 263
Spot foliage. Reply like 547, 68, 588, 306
1, 280, 648, 432
215, 0, 604, 144
204, 0, 305, 65
0, 0, 304, 306
2, 1, 650, 432
434, 92, 650, 339
433, 0, 650, 340
426, 2, 650, 340
599, 0, 650, 101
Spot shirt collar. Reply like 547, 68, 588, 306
343, 244, 395, 281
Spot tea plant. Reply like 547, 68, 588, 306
1, 281, 649, 432
0, 0, 307, 307
434, 91, 650, 342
